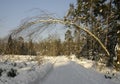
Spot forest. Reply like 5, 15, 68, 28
0, 0, 120, 70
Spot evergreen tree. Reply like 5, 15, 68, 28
66, 0, 120, 66
65, 30, 73, 55
65, 30, 73, 42
7, 35, 14, 54
28, 39, 36, 55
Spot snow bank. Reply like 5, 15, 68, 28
14, 62, 53, 84
69, 55, 94, 68
0, 61, 53, 84
0, 55, 36, 62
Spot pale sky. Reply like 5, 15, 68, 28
0, 0, 76, 38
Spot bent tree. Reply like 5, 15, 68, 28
11, 16, 110, 57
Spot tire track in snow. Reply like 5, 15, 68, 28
33, 58, 57, 84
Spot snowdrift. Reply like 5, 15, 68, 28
0, 61, 53, 84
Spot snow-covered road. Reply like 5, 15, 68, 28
39, 59, 119, 84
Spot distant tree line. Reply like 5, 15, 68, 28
0, 30, 84, 56
0, 35, 36, 55
35, 30, 84, 56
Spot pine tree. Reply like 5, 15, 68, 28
65, 30, 73, 55
66, 0, 120, 66
7, 35, 14, 54
28, 39, 34, 55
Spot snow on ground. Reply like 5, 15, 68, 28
0, 55, 120, 84
69, 55, 118, 73
39, 56, 120, 84
0, 55, 54, 84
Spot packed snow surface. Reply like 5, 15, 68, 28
40, 56, 120, 84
